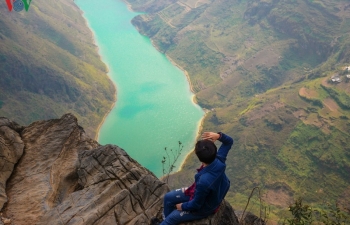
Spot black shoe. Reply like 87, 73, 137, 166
150, 217, 161, 225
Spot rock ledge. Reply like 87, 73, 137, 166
0, 114, 244, 225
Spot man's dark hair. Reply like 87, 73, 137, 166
195, 140, 217, 164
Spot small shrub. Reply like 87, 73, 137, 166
283, 198, 314, 225
319, 203, 350, 225
161, 141, 183, 184
282, 198, 350, 225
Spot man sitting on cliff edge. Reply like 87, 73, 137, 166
151, 131, 234, 225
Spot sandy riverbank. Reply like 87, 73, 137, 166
165, 55, 199, 105
122, 33, 207, 173
177, 111, 208, 172
121, 0, 198, 105
163, 51, 209, 172
74, 2, 118, 141
164, 54, 209, 173
94, 99, 116, 141
77, 0, 207, 172
121, 0, 134, 12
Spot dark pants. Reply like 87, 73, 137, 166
161, 188, 209, 225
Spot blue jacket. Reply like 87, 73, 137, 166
181, 133, 234, 214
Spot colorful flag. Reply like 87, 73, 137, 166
4, 0, 32, 12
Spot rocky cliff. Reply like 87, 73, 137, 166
0, 114, 249, 225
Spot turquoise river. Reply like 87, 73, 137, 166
75, 0, 204, 177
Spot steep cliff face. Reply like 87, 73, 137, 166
0, 118, 24, 210
0, 115, 241, 225
0, 0, 115, 138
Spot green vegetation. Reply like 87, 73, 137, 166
125, 0, 350, 221
298, 94, 323, 108
282, 198, 350, 225
161, 141, 184, 184
321, 85, 350, 110
0, 0, 115, 138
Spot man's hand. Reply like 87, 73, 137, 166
176, 203, 182, 211
202, 132, 220, 142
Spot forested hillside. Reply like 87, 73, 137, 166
0, 0, 115, 138
125, 0, 350, 220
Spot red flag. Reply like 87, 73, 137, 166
5, 0, 13, 11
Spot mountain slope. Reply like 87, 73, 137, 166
0, 0, 115, 138
125, 0, 350, 219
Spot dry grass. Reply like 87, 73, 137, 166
299, 87, 319, 99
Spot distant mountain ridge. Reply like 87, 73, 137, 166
125, 0, 350, 219
0, 0, 115, 138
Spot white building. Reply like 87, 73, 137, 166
331, 77, 341, 83
331, 74, 341, 83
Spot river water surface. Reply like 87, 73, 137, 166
75, 0, 204, 177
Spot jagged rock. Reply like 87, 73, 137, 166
40, 144, 169, 224
235, 211, 266, 225
2, 218, 10, 225
1, 114, 169, 225
180, 200, 239, 225
3, 114, 100, 224
0, 114, 241, 224
0, 118, 24, 209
